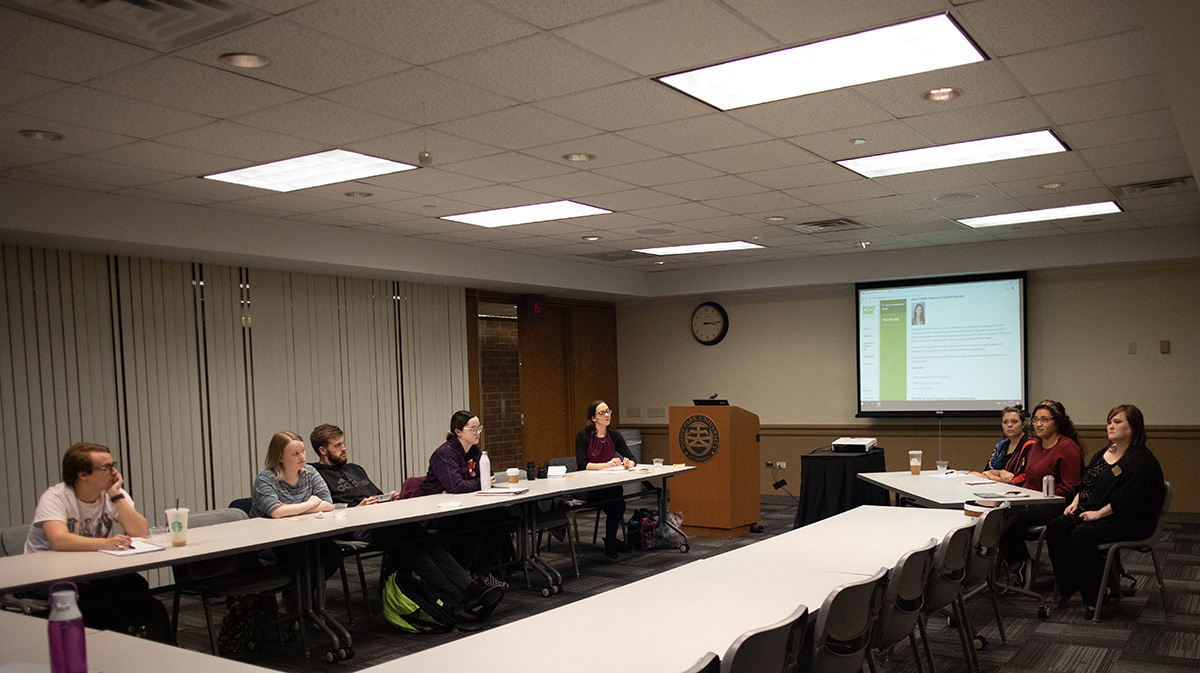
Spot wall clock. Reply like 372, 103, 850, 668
690, 301, 728, 345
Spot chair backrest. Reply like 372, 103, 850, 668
872, 538, 938, 650
964, 503, 1009, 585
923, 523, 975, 614
548, 456, 578, 472
1151, 481, 1172, 540
399, 476, 424, 500
228, 498, 253, 515
806, 567, 888, 673
172, 508, 253, 583
683, 651, 720, 673
722, 605, 808, 673
0, 524, 30, 558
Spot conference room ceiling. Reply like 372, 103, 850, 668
1, 0, 1198, 294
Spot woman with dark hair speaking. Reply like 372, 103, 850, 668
575, 400, 636, 560
1045, 404, 1165, 617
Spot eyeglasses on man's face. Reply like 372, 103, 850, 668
94, 462, 118, 474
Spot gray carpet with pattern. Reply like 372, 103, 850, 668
170, 499, 1200, 673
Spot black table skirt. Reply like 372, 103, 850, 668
794, 448, 889, 528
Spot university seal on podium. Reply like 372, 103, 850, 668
678, 414, 719, 463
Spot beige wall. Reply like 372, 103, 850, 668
618, 261, 1200, 511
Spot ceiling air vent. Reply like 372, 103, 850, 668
2, 0, 265, 51
781, 218, 866, 234
1113, 176, 1194, 200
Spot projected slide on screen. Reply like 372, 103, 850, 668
857, 273, 1026, 416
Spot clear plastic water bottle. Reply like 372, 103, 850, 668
478, 450, 491, 491
1042, 475, 1055, 497
48, 581, 87, 673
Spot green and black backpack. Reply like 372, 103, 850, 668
382, 571, 457, 634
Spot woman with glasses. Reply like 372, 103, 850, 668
998, 400, 1084, 585
418, 411, 509, 584
973, 404, 1037, 485
1045, 404, 1164, 617
575, 400, 636, 560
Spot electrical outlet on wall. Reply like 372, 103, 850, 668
776, 461, 787, 469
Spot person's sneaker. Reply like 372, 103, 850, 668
604, 537, 619, 560
481, 574, 509, 590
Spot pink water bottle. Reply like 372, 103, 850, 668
48, 581, 87, 673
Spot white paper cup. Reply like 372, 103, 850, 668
506, 468, 519, 485
909, 451, 922, 475
165, 507, 189, 547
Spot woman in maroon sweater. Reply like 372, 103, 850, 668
997, 400, 1084, 584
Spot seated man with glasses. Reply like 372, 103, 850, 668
23, 442, 170, 640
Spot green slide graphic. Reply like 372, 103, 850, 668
880, 299, 907, 400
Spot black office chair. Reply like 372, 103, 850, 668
801, 568, 887, 673
683, 651, 721, 673
722, 605, 808, 673
1093, 481, 1172, 622
867, 538, 938, 673
0, 524, 48, 616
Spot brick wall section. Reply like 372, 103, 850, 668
478, 317, 523, 471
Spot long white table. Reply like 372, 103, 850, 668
858, 470, 1064, 508
359, 505, 978, 673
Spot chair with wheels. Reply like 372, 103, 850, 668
867, 538, 938, 673
722, 605, 808, 673
1093, 481, 1172, 622
800, 568, 887, 673
916, 522, 978, 673
0, 524, 48, 616
170, 507, 307, 656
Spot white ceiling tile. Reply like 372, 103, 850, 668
482, 0, 656, 29
788, 121, 932, 161
824, 195, 923, 217
656, 175, 768, 201
323, 68, 517, 125
1095, 158, 1192, 188
0, 110, 141, 157
594, 156, 723, 187
722, 0, 946, 44
992, 171, 1104, 199
514, 171, 637, 198
685, 140, 823, 173
730, 89, 893, 138
297, 182, 421, 205
231, 192, 349, 213
376, 194, 493, 217
522, 134, 666, 169
430, 34, 634, 103
629, 202, 731, 223
787, 179, 895, 205
0, 67, 69, 106
1016, 186, 1116, 210
1119, 190, 1200, 212
297, 205, 415, 225
741, 162, 859, 190
855, 60, 1025, 119
208, 201, 295, 218
533, 79, 711, 131
956, 0, 1143, 57
90, 57, 304, 119
1, 167, 124, 193
702, 190, 808, 215
233, 98, 410, 145
0, 7, 155, 82
442, 152, 575, 182
900, 98, 1052, 144
1057, 109, 1178, 150
1078, 136, 1186, 171
436, 105, 599, 150
11, 86, 214, 139
176, 19, 409, 95
970, 151, 1090, 182
363, 168, 494, 196
618, 114, 771, 154
931, 198, 1025, 219
87, 141, 245, 176
582, 189, 687, 211
872, 218, 962, 235
1002, 30, 1157, 96
24, 156, 183, 187
112, 187, 216, 206
871, 166, 988, 194
0, 140, 66, 168
155, 122, 327, 162
1033, 75, 1167, 126
900, 184, 1013, 209
289, 0, 535, 64
443, 184, 564, 208
554, 0, 775, 76
237, 0, 320, 13
504, 220, 592, 236
674, 214, 770, 232
133, 176, 276, 201
347, 129, 504, 166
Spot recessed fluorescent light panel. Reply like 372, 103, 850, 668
958, 202, 1121, 228
204, 149, 417, 192
838, 130, 1067, 178
658, 14, 984, 111
441, 200, 611, 228
634, 241, 764, 256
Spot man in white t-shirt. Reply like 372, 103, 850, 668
23, 442, 169, 641
25, 442, 149, 553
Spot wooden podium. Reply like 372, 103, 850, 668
668, 405, 760, 538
